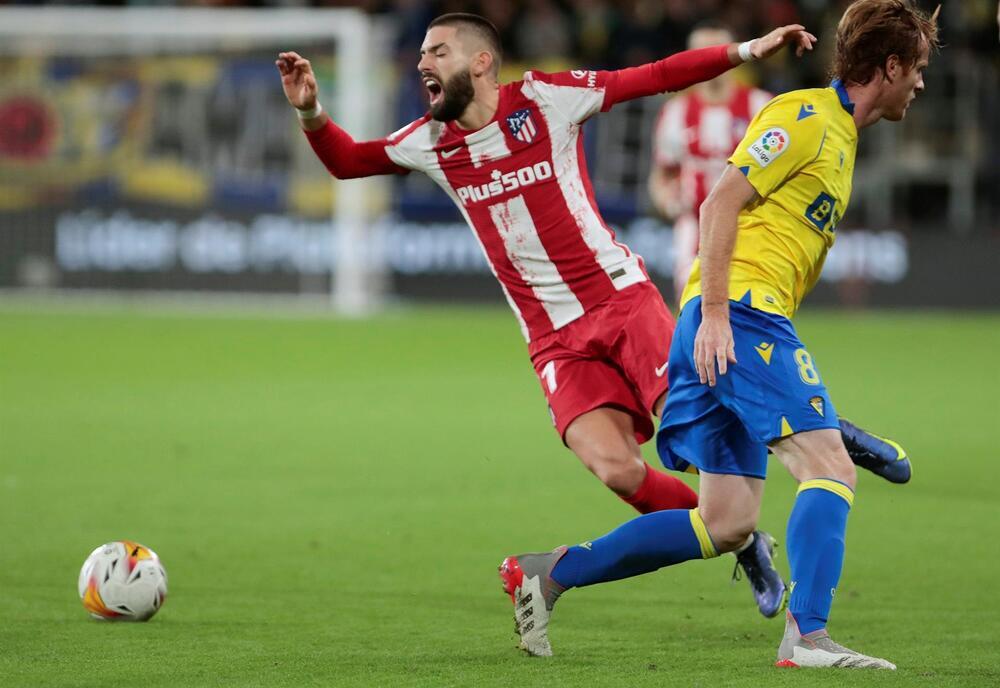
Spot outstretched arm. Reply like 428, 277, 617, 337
276, 51, 406, 179
602, 25, 817, 110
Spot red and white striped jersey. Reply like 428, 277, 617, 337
384, 71, 650, 342
304, 45, 738, 341
653, 85, 771, 216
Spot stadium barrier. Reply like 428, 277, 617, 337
4, 206, 997, 309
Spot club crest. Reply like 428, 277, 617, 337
506, 108, 537, 143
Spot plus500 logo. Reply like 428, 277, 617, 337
456, 161, 553, 205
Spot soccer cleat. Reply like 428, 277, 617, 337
775, 611, 896, 669
840, 418, 911, 484
498, 546, 567, 657
734, 531, 787, 619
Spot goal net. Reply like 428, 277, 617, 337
0, 7, 390, 313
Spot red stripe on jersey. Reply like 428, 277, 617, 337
382, 79, 648, 341
456, 195, 554, 340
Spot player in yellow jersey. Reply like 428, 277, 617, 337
660, 0, 938, 668
496, 0, 938, 669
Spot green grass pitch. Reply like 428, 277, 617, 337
1, 300, 997, 687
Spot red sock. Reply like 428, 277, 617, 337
622, 463, 699, 513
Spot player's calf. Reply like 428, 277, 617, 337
699, 487, 759, 553
771, 429, 857, 490
566, 408, 697, 511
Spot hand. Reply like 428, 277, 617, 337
276, 51, 318, 110
752, 24, 818, 59
693, 308, 736, 387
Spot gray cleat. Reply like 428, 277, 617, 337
498, 546, 568, 657
775, 611, 896, 669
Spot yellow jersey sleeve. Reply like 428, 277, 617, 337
680, 87, 857, 319
728, 95, 825, 199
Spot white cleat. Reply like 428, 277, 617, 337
498, 546, 567, 657
775, 611, 896, 670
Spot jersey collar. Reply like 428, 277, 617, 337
829, 79, 855, 115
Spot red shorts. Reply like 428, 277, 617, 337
528, 281, 676, 444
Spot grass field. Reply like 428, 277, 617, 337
1, 299, 998, 687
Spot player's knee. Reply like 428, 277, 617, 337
775, 431, 857, 490
809, 444, 857, 490
827, 449, 857, 490
590, 454, 646, 497
585, 448, 645, 496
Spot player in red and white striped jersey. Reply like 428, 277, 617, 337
649, 23, 772, 304
278, 13, 816, 615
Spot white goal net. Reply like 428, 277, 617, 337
0, 7, 390, 313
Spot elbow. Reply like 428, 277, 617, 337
699, 186, 742, 225
325, 164, 357, 180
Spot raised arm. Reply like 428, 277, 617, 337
276, 51, 406, 179
602, 25, 817, 110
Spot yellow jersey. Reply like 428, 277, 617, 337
680, 80, 858, 318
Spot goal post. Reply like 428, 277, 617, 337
0, 7, 388, 313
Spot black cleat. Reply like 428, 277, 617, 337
734, 531, 787, 618
840, 418, 911, 484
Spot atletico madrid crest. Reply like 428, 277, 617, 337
506, 108, 537, 143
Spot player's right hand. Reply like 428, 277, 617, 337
276, 51, 318, 110
751, 24, 817, 59
694, 309, 737, 387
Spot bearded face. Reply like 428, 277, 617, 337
424, 67, 475, 122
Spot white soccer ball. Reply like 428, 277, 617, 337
78, 541, 168, 621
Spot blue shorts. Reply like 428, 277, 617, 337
657, 296, 839, 479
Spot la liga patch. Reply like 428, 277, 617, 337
747, 127, 789, 167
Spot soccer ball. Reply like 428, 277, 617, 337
78, 541, 168, 621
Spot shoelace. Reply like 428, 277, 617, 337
731, 558, 745, 584
731, 539, 780, 589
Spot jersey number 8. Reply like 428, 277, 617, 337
794, 348, 821, 385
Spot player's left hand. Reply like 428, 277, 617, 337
751, 24, 818, 59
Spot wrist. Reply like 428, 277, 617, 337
701, 300, 730, 316
296, 101, 323, 120
738, 40, 757, 63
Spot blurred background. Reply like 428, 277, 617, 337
0, 0, 997, 312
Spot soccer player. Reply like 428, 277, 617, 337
279, 11, 906, 622
648, 23, 771, 304
499, 0, 937, 668
648, 22, 910, 483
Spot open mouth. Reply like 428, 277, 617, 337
424, 75, 443, 106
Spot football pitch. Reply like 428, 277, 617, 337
1, 300, 997, 687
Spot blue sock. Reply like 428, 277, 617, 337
786, 479, 853, 635
550, 508, 718, 589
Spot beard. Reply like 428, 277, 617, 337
430, 68, 475, 122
